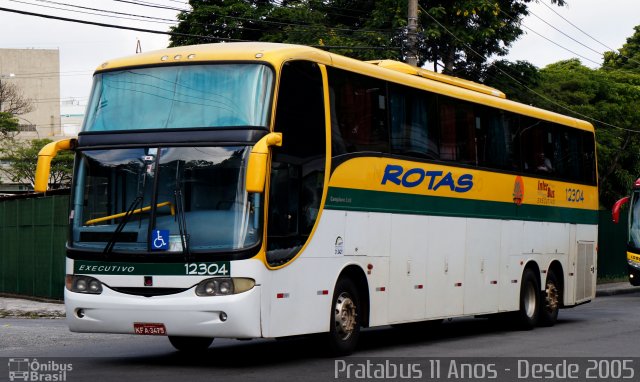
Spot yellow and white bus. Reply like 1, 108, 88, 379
36, 42, 598, 355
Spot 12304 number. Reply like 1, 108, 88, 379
184, 262, 229, 276
566, 188, 585, 203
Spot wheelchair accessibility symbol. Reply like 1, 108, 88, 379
151, 229, 169, 250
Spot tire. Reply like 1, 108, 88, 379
168, 336, 214, 352
539, 270, 560, 327
517, 268, 540, 330
628, 266, 640, 286
327, 278, 361, 355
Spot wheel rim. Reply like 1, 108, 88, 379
523, 282, 537, 318
545, 281, 559, 313
334, 292, 357, 340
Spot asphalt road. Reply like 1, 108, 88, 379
2, 292, 640, 381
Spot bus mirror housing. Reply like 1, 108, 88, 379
245, 132, 282, 193
34, 138, 77, 193
612, 196, 630, 224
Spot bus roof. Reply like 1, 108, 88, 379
95, 42, 594, 133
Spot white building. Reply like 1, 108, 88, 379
0, 48, 73, 193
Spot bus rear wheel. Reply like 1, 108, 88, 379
539, 270, 560, 326
327, 278, 361, 355
517, 268, 540, 330
168, 336, 214, 352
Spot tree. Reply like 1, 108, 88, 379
0, 79, 33, 140
0, 139, 73, 190
603, 25, 640, 71
169, 0, 404, 61
0, 111, 19, 139
418, 0, 565, 79
169, 1, 565, 78
482, 59, 541, 104
521, 59, 640, 208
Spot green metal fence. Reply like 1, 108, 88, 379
598, 209, 628, 280
0, 194, 68, 300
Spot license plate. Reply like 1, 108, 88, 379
134, 323, 167, 336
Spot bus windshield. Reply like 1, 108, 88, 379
83, 64, 273, 132
70, 146, 261, 254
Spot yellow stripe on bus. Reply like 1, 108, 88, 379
329, 157, 598, 211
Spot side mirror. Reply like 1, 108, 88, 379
612, 196, 631, 224
245, 132, 282, 193
34, 138, 77, 193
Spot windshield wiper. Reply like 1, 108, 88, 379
103, 195, 143, 257
173, 160, 191, 260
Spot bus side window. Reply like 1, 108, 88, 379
389, 84, 439, 159
439, 98, 476, 163
327, 67, 389, 154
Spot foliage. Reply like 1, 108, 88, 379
603, 25, 640, 71
512, 59, 640, 208
0, 80, 32, 140
418, 0, 563, 79
170, 0, 404, 61
169, 0, 564, 78
0, 139, 73, 189
482, 59, 541, 103
0, 111, 19, 140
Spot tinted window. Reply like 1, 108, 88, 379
389, 84, 439, 159
328, 68, 389, 155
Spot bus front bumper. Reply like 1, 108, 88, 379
65, 285, 262, 338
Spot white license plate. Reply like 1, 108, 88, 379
133, 322, 167, 335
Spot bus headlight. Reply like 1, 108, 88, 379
66, 275, 103, 294
195, 278, 255, 296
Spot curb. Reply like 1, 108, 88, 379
0, 293, 63, 304
596, 286, 640, 297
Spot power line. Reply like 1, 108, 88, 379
14, 0, 397, 41
9, 0, 177, 25
112, 0, 397, 36
0, 5, 400, 51
499, 9, 602, 67
0, 6, 236, 41
112, 0, 185, 12
526, 9, 603, 58
540, 0, 615, 52
537, 1, 640, 69
31, 0, 180, 23
419, 5, 640, 133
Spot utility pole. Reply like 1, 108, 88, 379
406, 0, 418, 66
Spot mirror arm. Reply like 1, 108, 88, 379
612, 196, 630, 224
245, 132, 282, 193
34, 138, 77, 193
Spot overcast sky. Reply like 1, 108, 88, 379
0, 0, 639, 101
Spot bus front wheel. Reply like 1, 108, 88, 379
327, 278, 361, 355
168, 336, 214, 352
517, 268, 540, 330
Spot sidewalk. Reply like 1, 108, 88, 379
594, 281, 640, 296
0, 295, 65, 318
1, 282, 639, 319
